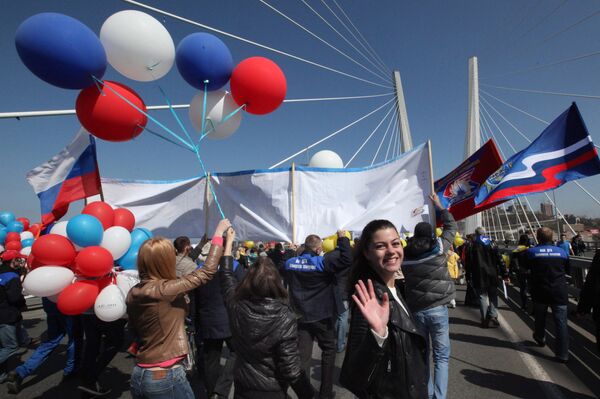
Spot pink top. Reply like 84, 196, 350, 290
138, 355, 185, 368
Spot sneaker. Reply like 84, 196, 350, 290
6, 372, 23, 394
481, 318, 489, 328
532, 334, 546, 347
489, 317, 500, 327
77, 381, 111, 396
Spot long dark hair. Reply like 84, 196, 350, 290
348, 219, 398, 293
234, 256, 288, 302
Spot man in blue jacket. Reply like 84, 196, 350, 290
284, 230, 351, 399
527, 227, 570, 363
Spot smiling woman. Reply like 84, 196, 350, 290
340, 219, 428, 399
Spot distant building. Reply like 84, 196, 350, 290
540, 202, 554, 217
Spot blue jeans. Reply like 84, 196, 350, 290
130, 365, 194, 399
413, 305, 450, 399
533, 303, 569, 360
335, 300, 349, 352
0, 324, 19, 382
16, 301, 76, 378
476, 287, 498, 322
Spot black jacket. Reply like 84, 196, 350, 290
402, 210, 456, 313
325, 245, 353, 315
283, 237, 352, 322
578, 250, 600, 321
465, 236, 507, 289
0, 263, 25, 325
525, 244, 569, 305
340, 269, 428, 399
219, 256, 313, 398
195, 259, 245, 340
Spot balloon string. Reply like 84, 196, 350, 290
193, 149, 225, 219
141, 125, 195, 153
153, 83, 196, 150
200, 81, 209, 146
91, 77, 195, 152
198, 104, 245, 143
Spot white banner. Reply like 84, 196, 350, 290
102, 143, 434, 241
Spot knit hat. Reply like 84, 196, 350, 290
414, 222, 434, 238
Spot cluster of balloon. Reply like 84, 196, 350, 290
454, 232, 465, 247
322, 231, 353, 253
0, 212, 41, 257
309, 150, 344, 168
22, 202, 147, 321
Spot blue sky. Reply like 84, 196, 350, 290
2, 0, 600, 222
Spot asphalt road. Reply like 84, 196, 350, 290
1, 284, 598, 398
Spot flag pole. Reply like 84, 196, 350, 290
90, 131, 105, 202
427, 140, 436, 226
291, 162, 297, 244
552, 189, 560, 237
204, 173, 211, 237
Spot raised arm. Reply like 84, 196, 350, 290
219, 226, 237, 306
430, 193, 458, 251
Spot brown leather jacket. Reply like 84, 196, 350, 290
126, 244, 223, 364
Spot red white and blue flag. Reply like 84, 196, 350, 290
434, 139, 504, 221
475, 103, 600, 207
26, 129, 101, 226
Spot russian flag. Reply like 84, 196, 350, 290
26, 129, 101, 226
474, 103, 600, 207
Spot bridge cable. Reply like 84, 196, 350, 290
121, 0, 392, 89
298, 0, 392, 79
268, 97, 396, 168
371, 111, 397, 165
345, 103, 396, 167
257, 0, 391, 84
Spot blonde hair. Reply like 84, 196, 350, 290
137, 237, 177, 280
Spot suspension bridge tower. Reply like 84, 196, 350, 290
463, 56, 483, 235
393, 70, 413, 152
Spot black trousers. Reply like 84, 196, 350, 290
81, 315, 126, 384
203, 337, 235, 397
298, 318, 336, 399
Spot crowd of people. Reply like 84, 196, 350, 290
0, 194, 599, 399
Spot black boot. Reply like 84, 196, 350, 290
7, 371, 23, 394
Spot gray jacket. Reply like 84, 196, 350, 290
401, 210, 457, 313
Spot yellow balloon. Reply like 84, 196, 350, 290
244, 240, 254, 249
435, 228, 442, 237
401, 239, 407, 248
322, 237, 335, 253
454, 236, 465, 247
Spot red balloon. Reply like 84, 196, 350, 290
57, 280, 99, 315
5, 232, 21, 243
16, 218, 30, 231
76, 80, 147, 142
27, 253, 44, 270
82, 201, 114, 230
75, 246, 113, 277
5, 240, 22, 251
230, 57, 286, 115
96, 275, 114, 291
113, 208, 136, 232
28, 223, 42, 238
31, 234, 76, 267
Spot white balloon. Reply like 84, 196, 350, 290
190, 90, 242, 139
20, 247, 32, 257
100, 10, 175, 81
94, 284, 127, 322
23, 266, 74, 297
101, 226, 132, 260
116, 270, 139, 297
20, 231, 34, 241
309, 150, 344, 168
50, 221, 69, 237
0, 244, 4, 252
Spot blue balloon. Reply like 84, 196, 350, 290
6, 221, 24, 233
0, 211, 15, 226
0, 229, 6, 245
176, 33, 233, 91
129, 228, 153, 248
67, 214, 104, 247
15, 13, 107, 89
118, 246, 140, 270
21, 238, 34, 248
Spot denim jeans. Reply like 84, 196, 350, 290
413, 305, 450, 399
476, 286, 498, 322
0, 324, 19, 381
130, 365, 194, 399
533, 303, 569, 360
15, 300, 76, 378
335, 300, 349, 353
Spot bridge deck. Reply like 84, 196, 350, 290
1, 284, 598, 398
